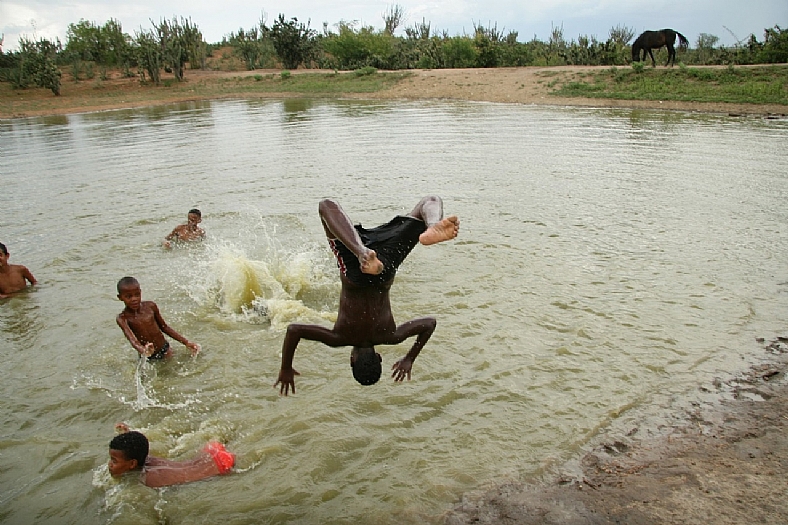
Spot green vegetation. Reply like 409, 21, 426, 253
1, 3, 786, 103
550, 65, 788, 105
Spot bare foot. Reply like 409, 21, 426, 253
115, 422, 131, 433
420, 216, 460, 245
360, 249, 384, 275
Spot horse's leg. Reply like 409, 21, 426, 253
648, 49, 656, 67
666, 44, 675, 66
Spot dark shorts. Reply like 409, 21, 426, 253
148, 342, 170, 360
328, 215, 427, 287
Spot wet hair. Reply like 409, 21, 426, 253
117, 276, 139, 293
188, 209, 201, 217
109, 431, 149, 467
0, 243, 6, 256
351, 347, 382, 386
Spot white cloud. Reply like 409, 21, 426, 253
1, 0, 785, 52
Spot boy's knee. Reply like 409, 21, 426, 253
319, 199, 340, 215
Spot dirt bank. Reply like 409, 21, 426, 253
444, 336, 788, 525
2, 65, 787, 119
364, 66, 788, 117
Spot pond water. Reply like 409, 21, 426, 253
1, 98, 787, 525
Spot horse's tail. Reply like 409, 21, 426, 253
676, 31, 689, 49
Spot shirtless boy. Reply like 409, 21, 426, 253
0, 242, 37, 299
274, 195, 459, 395
109, 423, 235, 488
116, 276, 200, 359
163, 209, 205, 248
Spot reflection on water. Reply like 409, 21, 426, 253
1, 99, 787, 525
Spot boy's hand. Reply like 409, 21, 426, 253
391, 358, 414, 382
142, 343, 155, 358
274, 368, 300, 396
186, 342, 201, 356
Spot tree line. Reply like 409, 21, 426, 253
1, 8, 786, 97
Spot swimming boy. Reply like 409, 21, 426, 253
163, 209, 205, 248
109, 423, 235, 488
116, 276, 200, 359
0, 242, 37, 299
274, 196, 459, 395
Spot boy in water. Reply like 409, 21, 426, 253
274, 195, 459, 395
0, 242, 37, 299
108, 423, 235, 488
163, 209, 205, 248
116, 276, 200, 359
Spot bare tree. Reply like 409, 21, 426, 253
382, 4, 406, 36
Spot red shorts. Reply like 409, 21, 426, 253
203, 441, 235, 474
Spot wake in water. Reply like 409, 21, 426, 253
171, 220, 339, 329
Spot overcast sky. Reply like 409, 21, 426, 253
1, 0, 786, 52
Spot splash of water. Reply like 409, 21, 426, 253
173, 223, 339, 329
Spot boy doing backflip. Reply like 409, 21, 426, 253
0, 242, 37, 299
116, 276, 200, 359
274, 196, 459, 395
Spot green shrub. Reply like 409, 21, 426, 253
354, 66, 377, 76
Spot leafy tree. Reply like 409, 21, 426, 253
133, 28, 162, 84
155, 17, 188, 80
442, 36, 477, 68
759, 25, 788, 63
695, 33, 720, 64
267, 14, 317, 69
229, 15, 276, 70
16, 36, 62, 95
473, 22, 503, 68
64, 18, 130, 67
230, 27, 263, 69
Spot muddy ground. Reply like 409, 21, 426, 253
444, 337, 788, 525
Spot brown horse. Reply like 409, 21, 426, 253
632, 29, 689, 67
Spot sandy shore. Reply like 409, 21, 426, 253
2, 65, 787, 119
5, 66, 788, 523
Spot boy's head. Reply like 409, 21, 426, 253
0, 243, 7, 256
108, 431, 149, 477
117, 276, 142, 309
350, 346, 382, 386
187, 209, 202, 225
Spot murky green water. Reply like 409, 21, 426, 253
1, 99, 787, 524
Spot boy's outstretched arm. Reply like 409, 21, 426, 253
389, 317, 437, 382
153, 303, 200, 355
275, 323, 346, 396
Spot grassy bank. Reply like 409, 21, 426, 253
548, 65, 788, 105
0, 69, 410, 118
